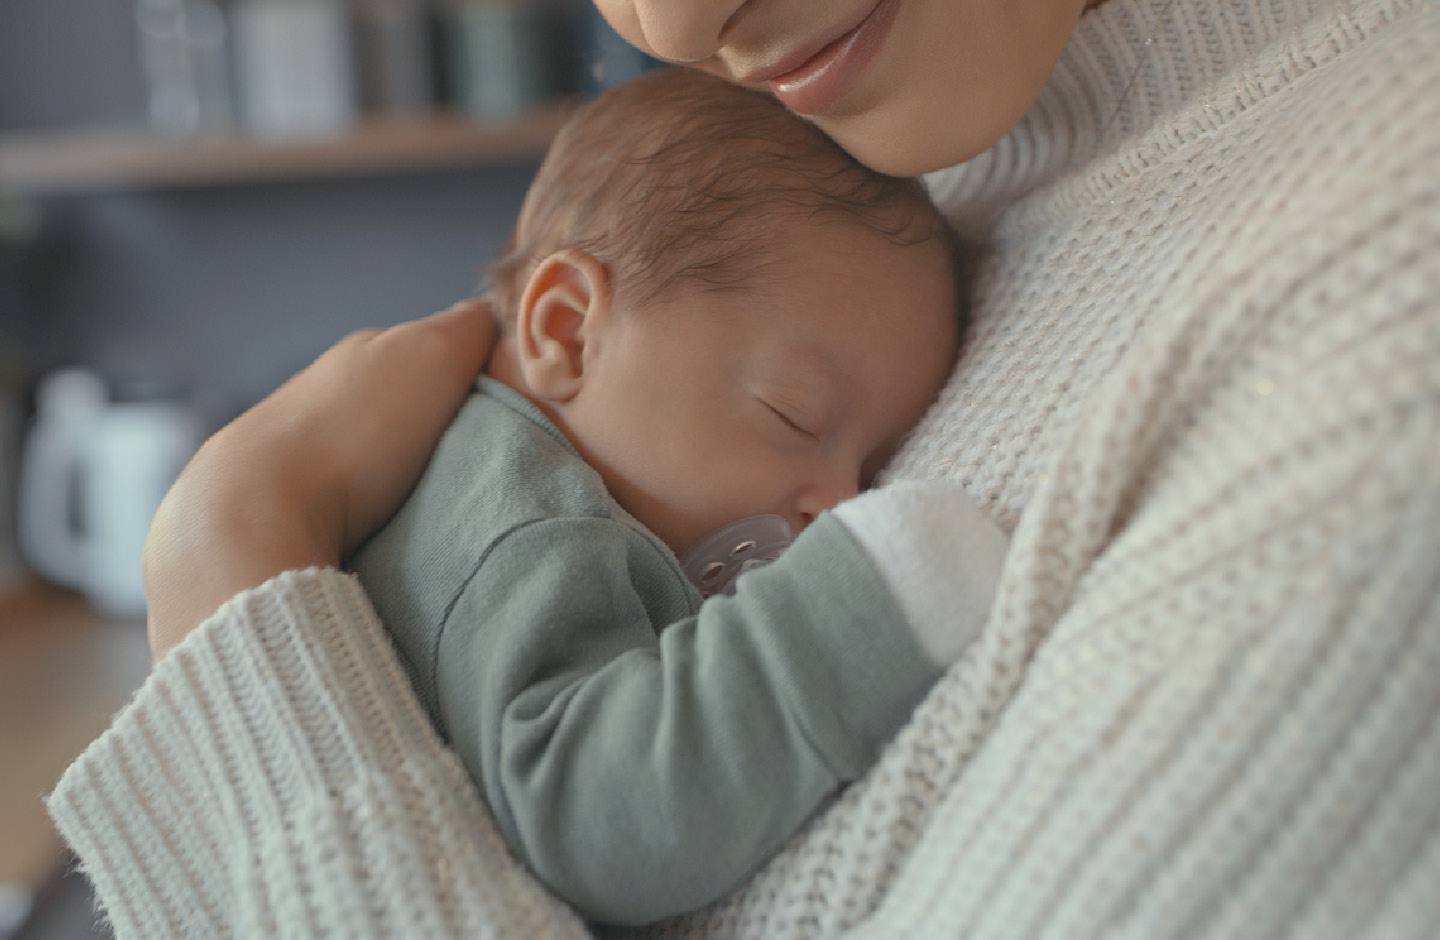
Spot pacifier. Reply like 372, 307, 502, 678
680, 514, 795, 599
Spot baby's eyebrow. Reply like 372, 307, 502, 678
766, 338, 845, 389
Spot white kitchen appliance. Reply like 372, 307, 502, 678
17, 368, 212, 619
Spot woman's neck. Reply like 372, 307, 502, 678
923, 0, 1339, 230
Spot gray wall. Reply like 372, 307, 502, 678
0, 0, 147, 132
8, 169, 531, 416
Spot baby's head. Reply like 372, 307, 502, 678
486, 68, 964, 558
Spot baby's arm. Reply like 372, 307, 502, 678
441, 486, 1005, 927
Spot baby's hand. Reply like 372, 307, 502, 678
143, 298, 496, 659
833, 479, 1009, 665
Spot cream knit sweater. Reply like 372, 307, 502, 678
49, 0, 1440, 937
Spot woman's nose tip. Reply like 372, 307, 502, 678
632, 4, 731, 63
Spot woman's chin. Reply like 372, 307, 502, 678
813, 106, 1011, 178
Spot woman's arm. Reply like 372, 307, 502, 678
52, 301, 595, 938
143, 299, 495, 657
50, 568, 590, 939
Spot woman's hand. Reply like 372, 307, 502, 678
143, 298, 496, 659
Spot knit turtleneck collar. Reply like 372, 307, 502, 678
924, 0, 1369, 231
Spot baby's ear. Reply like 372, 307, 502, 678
513, 250, 611, 402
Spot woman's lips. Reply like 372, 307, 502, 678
764, 0, 900, 115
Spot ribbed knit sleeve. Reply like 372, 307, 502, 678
46, 568, 588, 940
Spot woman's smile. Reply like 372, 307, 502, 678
747, 0, 901, 115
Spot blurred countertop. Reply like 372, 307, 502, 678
0, 579, 149, 933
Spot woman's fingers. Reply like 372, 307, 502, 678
278, 297, 498, 547
143, 299, 497, 658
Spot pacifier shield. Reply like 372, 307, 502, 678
680, 514, 794, 598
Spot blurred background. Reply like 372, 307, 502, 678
0, 2, 654, 936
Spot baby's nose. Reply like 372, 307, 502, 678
794, 474, 860, 529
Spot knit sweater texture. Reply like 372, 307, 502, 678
47, 0, 1440, 937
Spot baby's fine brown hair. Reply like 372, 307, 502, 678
486, 67, 959, 320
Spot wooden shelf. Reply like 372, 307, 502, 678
0, 103, 576, 195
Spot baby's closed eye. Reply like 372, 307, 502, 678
761, 399, 818, 439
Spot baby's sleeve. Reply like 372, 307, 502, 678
436, 512, 944, 926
